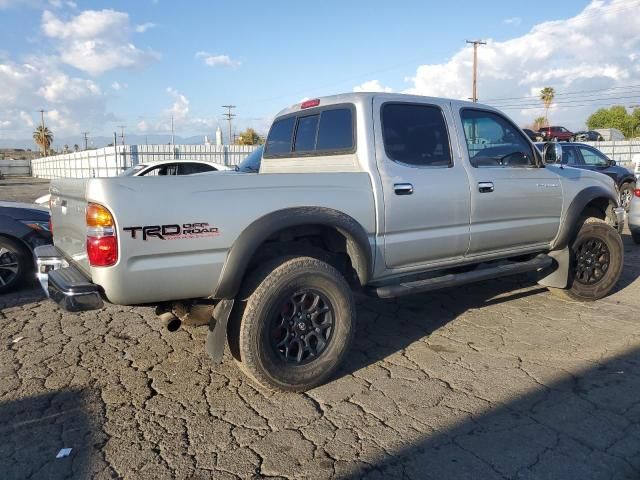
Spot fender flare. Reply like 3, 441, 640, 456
552, 186, 618, 250
213, 207, 373, 299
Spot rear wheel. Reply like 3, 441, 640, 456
230, 256, 355, 391
549, 218, 623, 301
619, 183, 635, 212
0, 236, 30, 294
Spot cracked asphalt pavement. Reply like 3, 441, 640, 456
1, 178, 640, 479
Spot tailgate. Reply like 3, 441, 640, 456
49, 178, 91, 275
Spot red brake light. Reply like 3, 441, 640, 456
301, 99, 320, 109
86, 202, 117, 267
634, 189, 640, 198
87, 236, 118, 267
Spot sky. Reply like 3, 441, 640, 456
0, 0, 639, 146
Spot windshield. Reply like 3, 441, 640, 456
236, 146, 263, 173
119, 164, 146, 177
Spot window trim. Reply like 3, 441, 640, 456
460, 107, 540, 169
263, 103, 357, 159
380, 101, 454, 169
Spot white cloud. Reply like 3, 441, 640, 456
353, 79, 393, 93
42, 9, 160, 75
403, 0, 640, 129
195, 51, 240, 68
111, 81, 127, 90
503, 17, 522, 25
0, 56, 112, 138
135, 22, 156, 33
0, 120, 12, 128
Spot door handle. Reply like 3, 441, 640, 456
394, 183, 414, 195
478, 182, 494, 193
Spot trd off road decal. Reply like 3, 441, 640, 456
123, 223, 219, 240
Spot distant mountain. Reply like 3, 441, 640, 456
0, 134, 211, 150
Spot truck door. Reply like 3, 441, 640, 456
455, 107, 563, 255
374, 98, 471, 269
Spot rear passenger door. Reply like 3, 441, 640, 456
374, 98, 471, 269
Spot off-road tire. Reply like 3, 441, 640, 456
549, 218, 623, 301
0, 236, 30, 294
229, 256, 355, 392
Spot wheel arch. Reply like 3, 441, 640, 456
213, 207, 373, 299
552, 186, 619, 250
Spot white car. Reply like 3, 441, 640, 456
35, 160, 231, 205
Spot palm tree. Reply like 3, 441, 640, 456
540, 87, 555, 127
33, 126, 54, 157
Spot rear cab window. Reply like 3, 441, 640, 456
264, 104, 355, 158
381, 103, 452, 167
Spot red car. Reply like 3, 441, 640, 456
538, 126, 574, 142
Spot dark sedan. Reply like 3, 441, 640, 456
536, 142, 637, 211
572, 130, 604, 142
0, 201, 52, 293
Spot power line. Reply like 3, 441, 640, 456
222, 105, 236, 145
490, 93, 640, 109
487, 84, 640, 104
466, 40, 486, 103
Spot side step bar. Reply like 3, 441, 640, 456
372, 254, 553, 299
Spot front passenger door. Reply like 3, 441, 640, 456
457, 108, 563, 255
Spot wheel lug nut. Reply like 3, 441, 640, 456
315, 327, 320, 333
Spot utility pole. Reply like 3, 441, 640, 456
117, 125, 126, 145
466, 40, 486, 102
82, 132, 89, 151
38, 109, 48, 156
222, 105, 236, 145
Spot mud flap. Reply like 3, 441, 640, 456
206, 299, 235, 364
537, 247, 569, 289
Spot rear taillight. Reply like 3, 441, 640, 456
86, 203, 117, 267
634, 189, 640, 198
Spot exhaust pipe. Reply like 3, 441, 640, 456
157, 311, 182, 332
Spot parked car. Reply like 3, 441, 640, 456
0, 201, 52, 293
522, 128, 539, 142
119, 159, 230, 177
35, 160, 231, 205
572, 130, 604, 142
629, 188, 640, 244
535, 142, 637, 211
37, 93, 625, 391
538, 126, 574, 141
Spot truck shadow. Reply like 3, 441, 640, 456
0, 388, 110, 479
0, 283, 47, 310
340, 345, 640, 479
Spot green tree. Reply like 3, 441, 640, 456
587, 105, 636, 138
32, 126, 54, 156
237, 128, 263, 145
540, 87, 555, 126
533, 116, 546, 130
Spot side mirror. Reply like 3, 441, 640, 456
543, 142, 563, 164
609, 159, 617, 166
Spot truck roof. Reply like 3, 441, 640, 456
273, 92, 490, 119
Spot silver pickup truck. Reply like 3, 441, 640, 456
36, 93, 625, 391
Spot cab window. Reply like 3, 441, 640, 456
461, 109, 535, 168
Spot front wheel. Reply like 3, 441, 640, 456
619, 183, 635, 212
231, 256, 355, 391
0, 237, 30, 294
549, 218, 623, 301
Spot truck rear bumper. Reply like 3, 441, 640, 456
34, 245, 104, 312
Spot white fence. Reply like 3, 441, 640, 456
0, 159, 31, 177
31, 144, 257, 179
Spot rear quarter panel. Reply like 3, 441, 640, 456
82, 172, 375, 305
